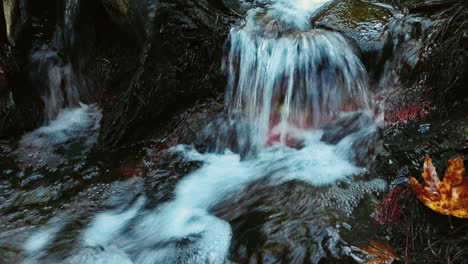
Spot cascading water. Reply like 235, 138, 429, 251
221, 8, 372, 154
21, 0, 385, 263
29, 50, 81, 121
29, 0, 87, 121
15, 0, 101, 169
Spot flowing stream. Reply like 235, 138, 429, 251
4, 0, 391, 263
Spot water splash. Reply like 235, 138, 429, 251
15, 104, 102, 169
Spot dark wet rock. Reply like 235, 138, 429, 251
141, 146, 204, 205
0, 44, 43, 138
321, 112, 374, 145
101, 0, 131, 25
375, 110, 468, 179
60, 176, 81, 190
375, 14, 435, 105
97, 0, 237, 150
81, 166, 101, 181
11, 186, 61, 208
375, 0, 465, 14
213, 178, 387, 264
0, 247, 23, 264
0, 65, 6, 90
194, 112, 256, 158
149, 99, 224, 148
99, 0, 162, 43
19, 173, 44, 187
321, 112, 380, 167
99, 177, 144, 209
375, 0, 468, 114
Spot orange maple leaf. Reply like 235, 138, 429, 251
359, 240, 398, 264
409, 156, 468, 218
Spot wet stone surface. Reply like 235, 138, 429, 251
375, 107, 468, 179
213, 177, 387, 263
313, 0, 394, 51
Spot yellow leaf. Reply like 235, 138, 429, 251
409, 156, 468, 218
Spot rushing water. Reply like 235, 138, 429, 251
222, 23, 372, 154
9, 0, 387, 263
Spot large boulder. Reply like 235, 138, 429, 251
0, 44, 43, 138
96, 0, 237, 150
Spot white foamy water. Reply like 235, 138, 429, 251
22, 130, 367, 263
24, 226, 63, 254
15, 104, 102, 168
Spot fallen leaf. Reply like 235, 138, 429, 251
409, 156, 467, 218
359, 240, 398, 264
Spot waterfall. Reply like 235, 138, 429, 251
223, 28, 371, 153
29, 0, 84, 121
204, 0, 373, 155
30, 51, 81, 121
22, 1, 382, 263
16, 0, 100, 169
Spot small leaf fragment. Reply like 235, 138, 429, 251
359, 240, 398, 264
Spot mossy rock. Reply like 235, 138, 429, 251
313, 0, 393, 43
